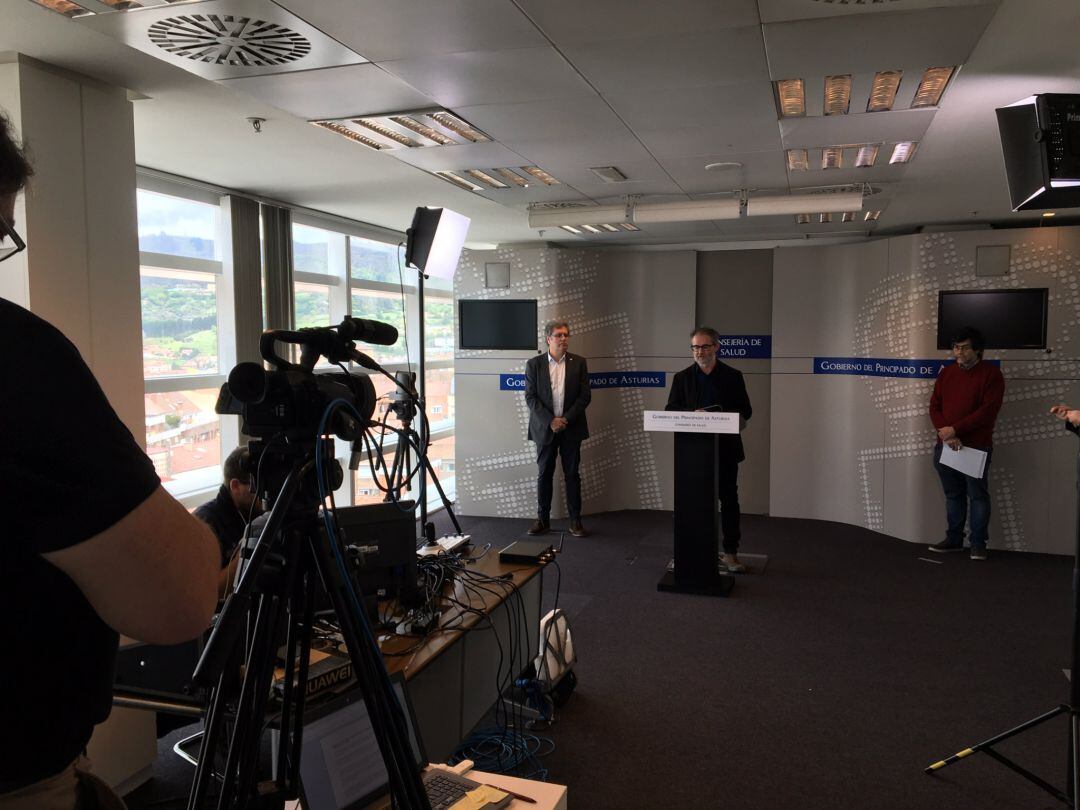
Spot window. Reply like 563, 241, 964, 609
138, 186, 235, 501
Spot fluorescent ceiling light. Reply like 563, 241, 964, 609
795, 214, 810, 225
522, 166, 560, 186
29, 0, 93, 14
311, 120, 383, 150
821, 147, 843, 170
747, 190, 864, 217
561, 225, 582, 234
495, 168, 530, 187
465, 169, 508, 189
581, 225, 602, 234
590, 166, 628, 183
889, 141, 918, 164
787, 149, 809, 172
911, 67, 955, 108
600, 224, 620, 232
864, 210, 881, 221
820, 213, 832, 224
353, 119, 420, 148
389, 116, 454, 146
432, 171, 483, 192
633, 199, 741, 223
620, 223, 640, 231
429, 112, 490, 143
867, 70, 902, 112
529, 205, 628, 228
824, 75, 852, 116
855, 145, 879, 168
775, 79, 805, 117
842, 212, 855, 222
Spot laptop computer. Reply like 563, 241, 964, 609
297, 674, 512, 810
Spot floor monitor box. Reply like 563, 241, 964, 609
499, 539, 553, 564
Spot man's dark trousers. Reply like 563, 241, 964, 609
718, 460, 741, 554
537, 431, 582, 522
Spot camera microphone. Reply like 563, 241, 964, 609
338, 317, 398, 346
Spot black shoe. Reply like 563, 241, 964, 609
929, 540, 964, 553
569, 519, 588, 538
528, 519, 550, 535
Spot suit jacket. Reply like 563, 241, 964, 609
525, 352, 591, 446
665, 360, 752, 463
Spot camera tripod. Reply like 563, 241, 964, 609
186, 440, 431, 810
925, 444, 1080, 807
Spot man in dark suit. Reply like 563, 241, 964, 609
666, 327, 753, 572
525, 320, 592, 537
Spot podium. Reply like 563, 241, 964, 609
644, 411, 737, 597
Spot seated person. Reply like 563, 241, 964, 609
195, 446, 263, 596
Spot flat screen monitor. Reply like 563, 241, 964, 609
936, 288, 1048, 349
459, 299, 538, 350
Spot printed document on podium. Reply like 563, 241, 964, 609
939, 445, 988, 479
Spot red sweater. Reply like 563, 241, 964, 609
929, 360, 1005, 448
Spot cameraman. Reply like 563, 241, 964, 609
0, 113, 220, 809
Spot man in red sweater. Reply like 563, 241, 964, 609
928, 327, 1005, 560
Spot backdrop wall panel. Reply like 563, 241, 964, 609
771, 227, 1080, 554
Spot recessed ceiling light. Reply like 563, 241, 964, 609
864, 210, 881, 221
432, 171, 483, 192
822, 147, 843, 170
581, 224, 602, 234
911, 66, 956, 108
352, 118, 420, 148
600, 224, 620, 232
824, 74, 852, 115
889, 141, 918, 164
820, 213, 832, 224
464, 169, 508, 189
389, 116, 454, 146
795, 213, 811, 225
867, 70, 903, 112
705, 161, 743, 171
522, 166, 560, 186
1043, 211, 1056, 217
786, 150, 809, 172
494, 168, 530, 187
775, 79, 806, 118
311, 120, 383, 150
428, 112, 490, 143
855, 145, 879, 168
590, 166, 628, 183
29, 0, 93, 14
842, 211, 856, 222
619, 223, 640, 231
561, 225, 582, 234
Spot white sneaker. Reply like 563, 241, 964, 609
722, 553, 746, 573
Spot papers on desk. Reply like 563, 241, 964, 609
939, 444, 988, 479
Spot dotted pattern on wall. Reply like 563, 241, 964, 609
851, 234, 1080, 549
453, 248, 665, 517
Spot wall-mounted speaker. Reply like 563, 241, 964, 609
996, 94, 1080, 211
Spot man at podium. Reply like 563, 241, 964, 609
666, 327, 753, 572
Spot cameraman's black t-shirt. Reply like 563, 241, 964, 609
0, 299, 160, 790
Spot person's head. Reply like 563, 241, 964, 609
222, 447, 258, 513
950, 326, 984, 366
545, 320, 570, 359
690, 327, 721, 371
0, 111, 32, 259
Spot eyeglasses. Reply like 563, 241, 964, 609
549, 332, 570, 339
0, 213, 25, 265
690, 344, 716, 352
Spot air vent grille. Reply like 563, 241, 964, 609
147, 15, 311, 66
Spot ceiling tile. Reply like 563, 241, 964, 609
379, 48, 597, 108
606, 83, 779, 131
456, 97, 634, 142
514, 0, 760, 44
561, 26, 769, 93
274, 0, 547, 62
387, 142, 531, 172
218, 64, 434, 120
764, 5, 999, 78
500, 134, 656, 171
635, 123, 782, 159
659, 152, 791, 194
758, 0, 996, 25
779, 109, 936, 149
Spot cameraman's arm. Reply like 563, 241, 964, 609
42, 486, 220, 645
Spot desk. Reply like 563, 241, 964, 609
383, 548, 545, 762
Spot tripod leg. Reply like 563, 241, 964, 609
925, 704, 1069, 773
421, 450, 462, 535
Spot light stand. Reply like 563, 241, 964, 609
924, 426, 1080, 806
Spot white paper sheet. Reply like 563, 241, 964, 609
939, 444, 988, 478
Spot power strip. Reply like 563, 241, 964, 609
417, 534, 472, 556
